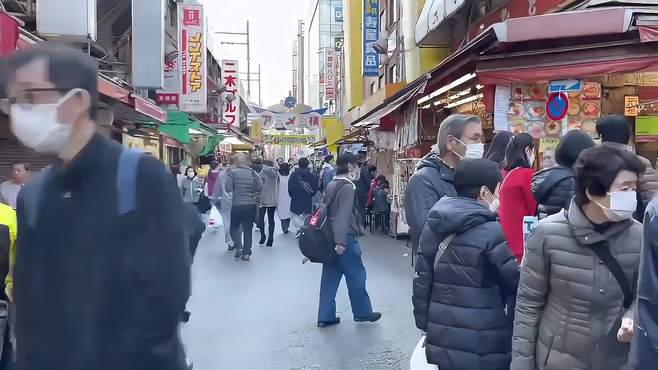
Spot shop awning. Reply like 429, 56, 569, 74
159, 111, 198, 144
352, 80, 428, 128
415, 0, 466, 47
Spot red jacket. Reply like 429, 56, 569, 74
367, 179, 379, 207
498, 167, 536, 263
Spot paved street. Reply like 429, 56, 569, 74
182, 224, 420, 370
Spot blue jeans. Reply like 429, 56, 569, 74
318, 235, 373, 322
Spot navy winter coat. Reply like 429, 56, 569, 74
531, 165, 575, 217
288, 167, 318, 215
413, 197, 519, 370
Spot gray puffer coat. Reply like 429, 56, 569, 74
511, 199, 642, 370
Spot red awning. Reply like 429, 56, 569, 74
478, 56, 658, 85
640, 26, 658, 43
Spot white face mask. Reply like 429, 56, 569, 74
527, 150, 536, 167
594, 191, 637, 222
187, 171, 195, 178
10, 90, 79, 155
348, 165, 360, 181
452, 137, 484, 160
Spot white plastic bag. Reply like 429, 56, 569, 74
410, 335, 438, 370
207, 205, 223, 230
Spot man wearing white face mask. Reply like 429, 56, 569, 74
404, 114, 483, 261
413, 159, 519, 370
512, 145, 645, 370
3, 44, 190, 370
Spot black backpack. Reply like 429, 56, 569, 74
298, 180, 349, 264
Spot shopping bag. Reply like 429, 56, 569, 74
207, 205, 223, 230
410, 335, 438, 370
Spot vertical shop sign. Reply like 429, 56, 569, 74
325, 49, 336, 100
178, 3, 207, 113
362, 0, 380, 77
221, 60, 240, 128
156, 51, 180, 107
625, 96, 639, 117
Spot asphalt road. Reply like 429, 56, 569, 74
181, 222, 421, 370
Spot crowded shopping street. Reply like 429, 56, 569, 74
3, 0, 658, 369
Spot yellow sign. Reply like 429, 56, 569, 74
263, 135, 316, 145
625, 96, 639, 117
538, 137, 560, 153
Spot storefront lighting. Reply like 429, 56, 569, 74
445, 93, 483, 109
417, 73, 477, 105
189, 128, 203, 135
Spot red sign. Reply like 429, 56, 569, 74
183, 9, 201, 26
545, 92, 569, 121
452, 0, 574, 49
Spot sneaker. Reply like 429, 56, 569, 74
234, 249, 242, 259
241, 254, 250, 261
259, 236, 266, 246
317, 317, 340, 328
228, 245, 235, 251
354, 312, 382, 323
266, 239, 273, 247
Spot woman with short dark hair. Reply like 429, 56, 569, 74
485, 131, 513, 167
498, 133, 536, 263
511, 144, 645, 370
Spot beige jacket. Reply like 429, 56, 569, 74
511, 200, 641, 370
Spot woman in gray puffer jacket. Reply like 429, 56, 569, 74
512, 145, 645, 370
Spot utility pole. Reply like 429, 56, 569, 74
215, 21, 252, 99
239, 65, 262, 106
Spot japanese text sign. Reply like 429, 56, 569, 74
325, 49, 337, 100
178, 3, 207, 113
156, 51, 180, 107
625, 96, 639, 117
221, 60, 240, 128
362, 0, 380, 77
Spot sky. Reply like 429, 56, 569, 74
198, 0, 313, 108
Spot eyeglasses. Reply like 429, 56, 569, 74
0, 87, 75, 114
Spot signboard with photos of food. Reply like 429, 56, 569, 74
507, 81, 602, 139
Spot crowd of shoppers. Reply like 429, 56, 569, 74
409, 111, 658, 369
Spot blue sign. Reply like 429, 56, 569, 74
548, 79, 581, 93
362, 0, 380, 77
546, 93, 569, 121
335, 5, 343, 22
284, 96, 297, 109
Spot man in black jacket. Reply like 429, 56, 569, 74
413, 159, 519, 370
404, 114, 483, 260
5, 43, 189, 370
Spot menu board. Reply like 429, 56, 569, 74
507, 81, 602, 139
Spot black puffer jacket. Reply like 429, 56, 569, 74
413, 197, 519, 370
531, 165, 574, 217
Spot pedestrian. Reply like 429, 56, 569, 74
532, 130, 594, 218
319, 155, 335, 194
367, 174, 385, 210
355, 164, 376, 226
0, 202, 16, 368
404, 114, 483, 260
318, 152, 381, 327
0, 162, 29, 210
629, 196, 658, 369
258, 160, 278, 247
484, 130, 513, 168
596, 114, 658, 218
414, 159, 519, 370
511, 144, 645, 370
277, 163, 293, 234
225, 153, 263, 261
181, 166, 203, 205
276, 157, 284, 167
498, 132, 536, 263
4, 43, 189, 370
288, 157, 318, 230
371, 179, 391, 234
205, 161, 220, 199
212, 159, 234, 250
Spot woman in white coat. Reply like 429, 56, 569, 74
277, 163, 293, 233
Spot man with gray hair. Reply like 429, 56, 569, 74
403, 114, 484, 260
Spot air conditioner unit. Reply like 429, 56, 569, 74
37, 0, 96, 40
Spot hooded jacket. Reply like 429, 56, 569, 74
511, 199, 641, 370
531, 165, 575, 217
413, 197, 519, 370
404, 154, 457, 252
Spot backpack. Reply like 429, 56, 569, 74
298, 179, 352, 264
23, 149, 144, 228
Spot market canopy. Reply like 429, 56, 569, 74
160, 112, 223, 156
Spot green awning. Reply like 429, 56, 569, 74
159, 111, 200, 144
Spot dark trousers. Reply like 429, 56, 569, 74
257, 206, 276, 243
280, 218, 291, 233
230, 204, 257, 256
318, 235, 373, 322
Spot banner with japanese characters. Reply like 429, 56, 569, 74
221, 60, 240, 128
324, 49, 337, 100
178, 3, 207, 113
155, 50, 180, 108
362, 0, 380, 77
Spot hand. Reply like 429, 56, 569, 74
617, 317, 634, 342
335, 244, 346, 255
